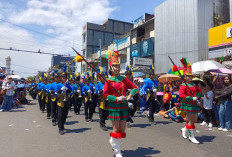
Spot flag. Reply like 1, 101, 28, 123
219, 56, 224, 64
180, 58, 187, 67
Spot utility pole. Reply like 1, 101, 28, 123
99, 39, 102, 67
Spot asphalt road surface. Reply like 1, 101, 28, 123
0, 97, 232, 157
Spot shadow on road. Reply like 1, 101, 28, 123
65, 128, 91, 134
11, 109, 27, 112
156, 121, 172, 125
65, 121, 79, 125
197, 135, 216, 144
122, 147, 160, 157
131, 123, 151, 128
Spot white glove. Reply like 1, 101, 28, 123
193, 97, 198, 101
77, 90, 81, 93
128, 102, 134, 109
153, 89, 157, 93
116, 96, 127, 102
61, 87, 68, 91
87, 89, 91, 94
93, 87, 95, 90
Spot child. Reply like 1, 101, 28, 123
163, 86, 171, 111
168, 103, 185, 122
200, 83, 214, 128
171, 86, 179, 108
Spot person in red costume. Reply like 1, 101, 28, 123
179, 68, 201, 144
103, 50, 137, 157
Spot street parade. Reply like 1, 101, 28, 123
1, 0, 232, 157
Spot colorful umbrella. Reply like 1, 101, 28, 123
158, 74, 181, 83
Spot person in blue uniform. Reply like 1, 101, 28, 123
82, 77, 94, 122
37, 79, 43, 111
142, 72, 159, 123
72, 76, 83, 115
38, 77, 48, 113
56, 72, 72, 135
96, 73, 108, 131
48, 74, 62, 126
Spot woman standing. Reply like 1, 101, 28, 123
179, 69, 201, 144
103, 51, 137, 157
215, 76, 232, 132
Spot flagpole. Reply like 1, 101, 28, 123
72, 47, 122, 96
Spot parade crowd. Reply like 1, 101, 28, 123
1, 53, 232, 156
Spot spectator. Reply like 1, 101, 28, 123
0, 76, 15, 112
162, 86, 171, 111
171, 86, 179, 108
215, 76, 232, 132
168, 103, 185, 122
200, 83, 214, 128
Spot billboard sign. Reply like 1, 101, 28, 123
133, 57, 153, 66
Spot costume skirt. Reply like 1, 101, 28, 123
106, 102, 129, 121
180, 102, 200, 114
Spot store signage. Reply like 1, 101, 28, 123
226, 27, 232, 38
133, 57, 153, 66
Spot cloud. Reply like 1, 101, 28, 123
0, 0, 115, 77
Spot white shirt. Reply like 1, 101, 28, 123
203, 91, 214, 110
2, 81, 15, 96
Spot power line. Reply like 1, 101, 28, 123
0, 47, 75, 57
0, 18, 82, 46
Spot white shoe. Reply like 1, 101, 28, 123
200, 121, 207, 126
109, 137, 123, 157
0, 109, 3, 112
188, 129, 199, 144
208, 123, 213, 128
181, 127, 188, 139
222, 128, 228, 132
218, 127, 223, 131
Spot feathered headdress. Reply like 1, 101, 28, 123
105, 50, 120, 67
180, 58, 192, 75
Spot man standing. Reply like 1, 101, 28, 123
0, 76, 15, 112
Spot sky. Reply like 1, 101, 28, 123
0, 0, 166, 78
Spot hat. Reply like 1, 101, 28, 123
61, 72, 67, 77
180, 58, 192, 76
105, 50, 120, 67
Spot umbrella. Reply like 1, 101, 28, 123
192, 60, 225, 74
167, 67, 185, 76
207, 68, 232, 74
158, 74, 181, 83
10, 75, 21, 80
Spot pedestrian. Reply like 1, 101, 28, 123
168, 103, 185, 122
0, 76, 15, 112
179, 66, 201, 144
215, 76, 232, 132
200, 83, 214, 128
103, 50, 137, 157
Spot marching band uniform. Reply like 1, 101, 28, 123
37, 81, 43, 111
82, 80, 94, 122
143, 75, 159, 123
48, 76, 63, 126
72, 77, 83, 115
45, 81, 52, 119
38, 78, 47, 112
96, 80, 108, 131
103, 50, 138, 157
56, 75, 72, 135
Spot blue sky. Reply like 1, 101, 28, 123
110, 0, 166, 22
0, 0, 166, 77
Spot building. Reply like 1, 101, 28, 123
82, 19, 133, 72
155, 0, 214, 74
51, 55, 76, 74
130, 13, 154, 72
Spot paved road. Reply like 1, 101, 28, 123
0, 97, 232, 157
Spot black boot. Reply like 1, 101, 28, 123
59, 129, 64, 135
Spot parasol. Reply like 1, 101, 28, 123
192, 60, 225, 74
158, 74, 181, 83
